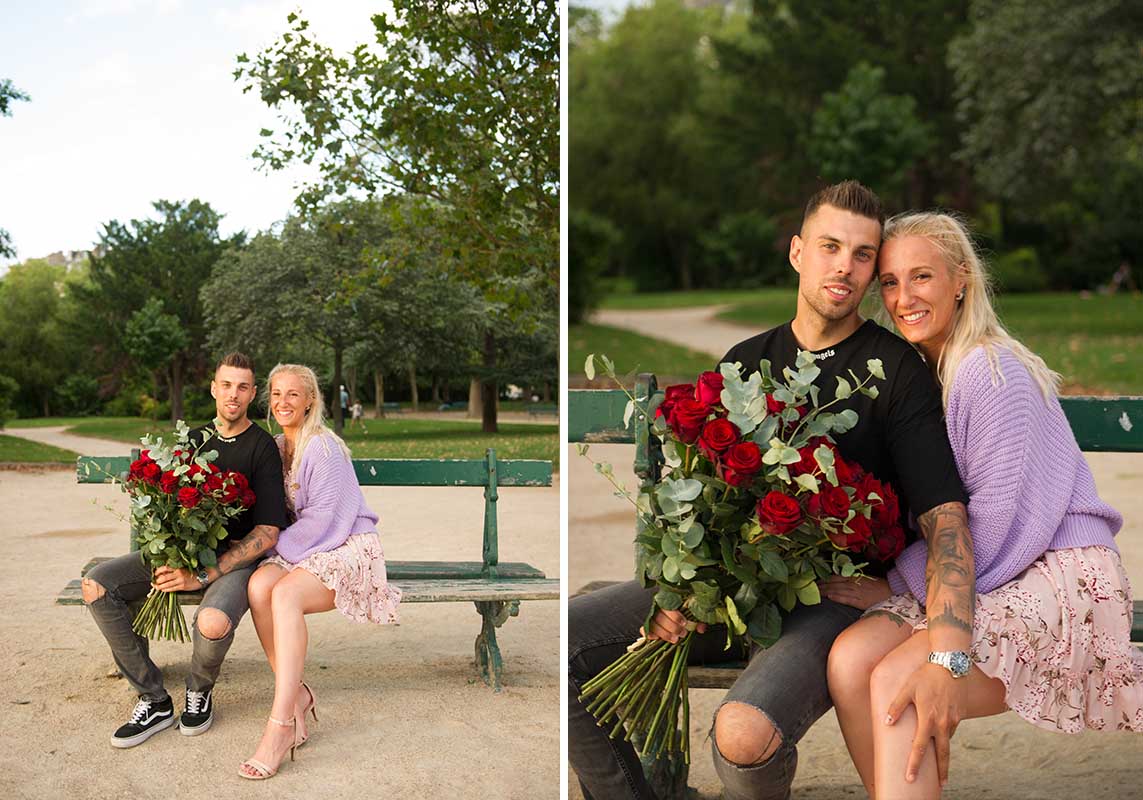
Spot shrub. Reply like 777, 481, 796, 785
992, 247, 1049, 293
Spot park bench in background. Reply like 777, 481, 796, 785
437, 401, 468, 412
58, 449, 558, 691
380, 401, 401, 414
527, 404, 558, 418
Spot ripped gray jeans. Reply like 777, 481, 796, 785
568, 580, 861, 800
85, 551, 258, 701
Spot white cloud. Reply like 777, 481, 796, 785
79, 51, 136, 90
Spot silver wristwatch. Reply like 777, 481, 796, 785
195, 569, 211, 588
928, 650, 971, 678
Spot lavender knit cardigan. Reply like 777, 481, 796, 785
887, 346, 1122, 604
271, 433, 379, 564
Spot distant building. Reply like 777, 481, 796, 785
40, 246, 104, 269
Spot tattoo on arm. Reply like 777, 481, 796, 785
919, 502, 975, 636
217, 525, 280, 574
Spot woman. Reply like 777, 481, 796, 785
239, 363, 402, 780
823, 212, 1142, 799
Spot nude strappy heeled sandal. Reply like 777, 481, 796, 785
295, 681, 318, 748
238, 715, 296, 780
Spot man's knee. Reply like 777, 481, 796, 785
81, 577, 106, 604
714, 702, 783, 766
195, 608, 233, 640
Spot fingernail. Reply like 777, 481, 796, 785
885, 714, 892, 725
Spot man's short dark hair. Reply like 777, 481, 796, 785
802, 180, 884, 231
215, 352, 255, 377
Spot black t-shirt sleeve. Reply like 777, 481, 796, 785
883, 347, 967, 516
249, 437, 290, 531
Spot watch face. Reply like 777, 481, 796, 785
949, 651, 972, 677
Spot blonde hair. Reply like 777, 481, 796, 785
265, 363, 352, 476
880, 212, 1060, 406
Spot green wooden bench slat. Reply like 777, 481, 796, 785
351, 459, 551, 486
76, 556, 547, 581
570, 391, 1143, 452
57, 576, 559, 606
76, 456, 552, 487
1058, 396, 1143, 452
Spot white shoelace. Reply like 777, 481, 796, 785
185, 690, 208, 715
129, 699, 155, 723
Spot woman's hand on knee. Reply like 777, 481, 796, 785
819, 575, 891, 610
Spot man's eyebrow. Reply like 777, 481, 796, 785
817, 234, 879, 252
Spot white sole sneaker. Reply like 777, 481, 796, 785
110, 713, 176, 748
179, 714, 213, 736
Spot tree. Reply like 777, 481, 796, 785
235, 0, 558, 432
1, 79, 30, 258
77, 200, 242, 422
0, 261, 73, 415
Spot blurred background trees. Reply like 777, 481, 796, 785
569, 0, 1143, 320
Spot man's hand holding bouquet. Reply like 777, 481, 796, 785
578, 351, 905, 762
115, 421, 254, 642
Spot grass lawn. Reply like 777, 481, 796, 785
717, 291, 1142, 394
0, 433, 79, 463
7, 416, 560, 470
570, 322, 718, 384
600, 287, 796, 311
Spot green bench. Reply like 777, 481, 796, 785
570, 376, 1143, 691
59, 448, 558, 690
381, 401, 401, 413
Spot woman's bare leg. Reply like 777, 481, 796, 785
828, 612, 914, 795
870, 631, 1007, 799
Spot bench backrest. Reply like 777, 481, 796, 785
77, 449, 552, 578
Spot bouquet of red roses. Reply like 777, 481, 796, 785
123, 421, 255, 641
578, 351, 905, 762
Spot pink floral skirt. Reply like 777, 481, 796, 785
263, 532, 402, 625
870, 546, 1143, 733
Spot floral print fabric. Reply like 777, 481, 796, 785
870, 546, 1142, 733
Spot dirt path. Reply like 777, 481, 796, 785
0, 468, 559, 799
568, 443, 1143, 799
3, 426, 125, 457
592, 306, 760, 359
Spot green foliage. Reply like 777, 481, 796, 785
0, 374, 18, 428
54, 374, 101, 417
570, 323, 716, 383
0, 432, 78, 463
992, 247, 1048, 293
0, 78, 29, 116
807, 62, 931, 195
122, 297, 188, 373
569, 209, 621, 323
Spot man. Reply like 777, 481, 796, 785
568, 181, 975, 799
83, 352, 289, 748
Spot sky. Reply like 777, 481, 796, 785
0, 0, 390, 269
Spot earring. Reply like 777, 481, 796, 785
955, 290, 965, 301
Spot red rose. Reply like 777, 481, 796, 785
788, 445, 820, 478
696, 372, 725, 406
756, 491, 802, 536
872, 482, 901, 530
656, 384, 696, 422
221, 481, 241, 504
821, 486, 851, 518
806, 491, 824, 519
231, 472, 250, 491
722, 442, 763, 487
128, 459, 146, 480
141, 462, 161, 485
207, 463, 221, 474
668, 399, 711, 444
765, 394, 786, 415
834, 454, 864, 485
867, 524, 906, 562
177, 487, 202, 508
159, 471, 179, 494
698, 418, 739, 460
827, 515, 872, 551
139, 450, 151, 461
203, 474, 224, 494
240, 489, 257, 509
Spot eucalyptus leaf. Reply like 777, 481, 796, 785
867, 358, 885, 380
794, 473, 820, 493
584, 354, 595, 380
835, 376, 852, 400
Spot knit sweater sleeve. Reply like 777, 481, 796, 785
273, 440, 347, 561
889, 347, 1060, 604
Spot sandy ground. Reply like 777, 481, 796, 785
568, 443, 1143, 800
0, 459, 559, 800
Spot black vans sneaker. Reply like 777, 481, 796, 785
111, 696, 175, 748
179, 687, 213, 736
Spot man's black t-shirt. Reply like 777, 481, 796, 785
191, 423, 289, 553
720, 320, 966, 554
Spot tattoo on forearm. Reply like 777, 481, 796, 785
919, 502, 975, 635
218, 525, 279, 573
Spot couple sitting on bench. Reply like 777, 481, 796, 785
82, 353, 402, 780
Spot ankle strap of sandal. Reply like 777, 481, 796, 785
269, 716, 294, 727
